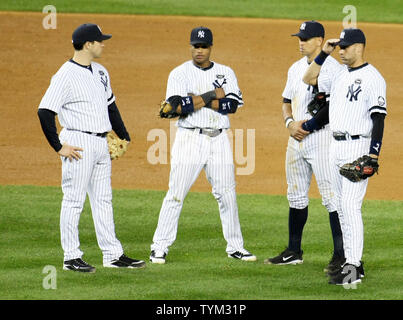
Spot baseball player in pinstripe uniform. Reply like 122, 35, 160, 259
264, 21, 345, 272
302, 28, 387, 285
150, 26, 256, 264
38, 23, 145, 272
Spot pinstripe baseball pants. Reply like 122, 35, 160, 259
59, 129, 123, 263
286, 128, 337, 212
151, 127, 245, 254
329, 136, 371, 266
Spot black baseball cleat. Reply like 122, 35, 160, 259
104, 254, 146, 269
63, 258, 96, 273
264, 248, 303, 265
324, 255, 346, 274
328, 261, 365, 278
228, 250, 257, 261
149, 250, 167, 264
328, 263, 362, 286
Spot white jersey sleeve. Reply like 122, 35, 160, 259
38, 70, 70, 114
367, 74, 387, 116
222, 67, 244, 107
318, 56, 343, 93
104, 67, 115, 105
166, 68, 188, 99
282, 65, 295, 100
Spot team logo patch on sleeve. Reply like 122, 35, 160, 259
378, 96, 385, 106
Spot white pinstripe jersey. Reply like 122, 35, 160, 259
166, 60, 243, 129
282, 55, 342, 121
38, 60, 115, 133
329, 63, 387, 136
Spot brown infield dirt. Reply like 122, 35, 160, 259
1, 12, 402, 200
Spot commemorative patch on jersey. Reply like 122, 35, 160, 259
378, 96, 385, 106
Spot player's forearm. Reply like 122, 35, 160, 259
197, 88, 225, 110
302, 51, 329, 85
369, 113, 385, 158
37, 108, 63, 152
191, 95, 209, 111
206, 98, 239, 114
301, 102, 330, 132
108, 101, 131, 141
302, 62, 321, 85
282, 102, 293, 127
176, 88, 225, 114
303, 40, 339, 85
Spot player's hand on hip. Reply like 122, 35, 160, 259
323, 39, 340, 54
288, 120, 310, 141
58, 143, 83, 162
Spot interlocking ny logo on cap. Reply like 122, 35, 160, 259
198, 30, 205, 38
300, 23, 306, 30
340, 31, 345, 39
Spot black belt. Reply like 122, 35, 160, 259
332, 133, 360, 141
184, 127, 223, 138
68, 129, 108, 137
83, 131, 108, 137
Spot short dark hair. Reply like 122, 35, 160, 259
73, 42, 85, 50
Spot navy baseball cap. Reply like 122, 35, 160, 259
190, 26, 213, 46
292, 21, 325, 39
72, 23, 112, 44
338, 28, 366, 47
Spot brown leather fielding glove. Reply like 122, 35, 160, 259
107, 132, 129, 160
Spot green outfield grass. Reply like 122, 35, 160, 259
0, 185, 402, 300
1, 0, 403, 23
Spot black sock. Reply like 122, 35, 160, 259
329, 211, 344, 258
288, 207, 308, 253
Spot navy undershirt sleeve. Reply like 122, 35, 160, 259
108, 101, 131, 141
370, 112, 385, 142
37, 108, 63, 152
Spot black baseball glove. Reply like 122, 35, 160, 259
307, 92, 328, 117
159, 96, 182, 119
339, 155, 379, 182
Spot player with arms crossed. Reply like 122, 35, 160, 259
302, 28, 386, 285
151, 26, 256, 264
38, 24, 145, 272
264, 21, 345, 273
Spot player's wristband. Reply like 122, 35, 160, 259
314, 50, 329, 66
302, 118, 319, 133
285, 117, 294, 128
369, 140, 382, 156
218, 98, 239, 114
180, 96, 195, 115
